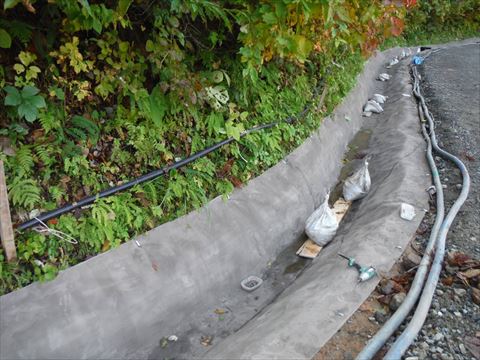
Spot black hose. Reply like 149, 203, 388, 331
18, 82, 324, 231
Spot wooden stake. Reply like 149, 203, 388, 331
0, 159, 16, 261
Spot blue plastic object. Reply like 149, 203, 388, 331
412, 55, 424, 65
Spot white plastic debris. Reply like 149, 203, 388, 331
363, 100, 383, 116
343, 158, 371, 201
400, 48, 412, 59
305, 193, 339, 247
377, 73, 391, 81
386, 57, 399, 68
400, 203, 416, 221
372, 94, 387, 104
168, 335, 178, 342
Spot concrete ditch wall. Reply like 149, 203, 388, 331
0, 48, 429, 359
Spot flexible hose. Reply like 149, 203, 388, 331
384, 65, 470, 359
18, 81, 325, 230
356, 102, 445, 359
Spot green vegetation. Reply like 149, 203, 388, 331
0, 0, 478, 294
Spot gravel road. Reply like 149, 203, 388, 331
316, 41, 480, 360
405, 41, 480, 360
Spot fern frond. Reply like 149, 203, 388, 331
14, 145, 34, 178
35, 144, 56, 167
7, 177, 41, 210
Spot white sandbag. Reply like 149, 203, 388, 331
305, 193, 339, 247
386, 57, 399, 68
377, 73, 391, 81
363, 100, 383, 117
343, 158, 371, 201
372, 94, 387, 104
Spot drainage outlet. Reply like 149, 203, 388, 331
241, 276, 263, 292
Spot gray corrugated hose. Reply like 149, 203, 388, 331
357, 54, 470, 359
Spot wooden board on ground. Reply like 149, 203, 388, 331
297, 198, 352, 259
0, 159, 16, 261
296, 239, 322, 259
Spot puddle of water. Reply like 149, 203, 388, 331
330, 129, 372, 204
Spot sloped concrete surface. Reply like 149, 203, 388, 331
0, 48, 429, 360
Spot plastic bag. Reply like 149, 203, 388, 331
372, 94, 387, 104
343, 158, 371, 201
377, 73, 391, 82
305, 193, 339, 246
362, 100, 383, 117
386, 57, 399, 68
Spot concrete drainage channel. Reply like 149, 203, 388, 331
1, 47, 430, 360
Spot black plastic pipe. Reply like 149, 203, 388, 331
18, 83, 323, 231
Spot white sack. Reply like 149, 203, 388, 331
305, 193, 339, 247
377, 73, 391, 81
343, 158, 371, 201
372, 94, 387, 104
363, 100, 383, 114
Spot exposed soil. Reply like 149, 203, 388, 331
315, 42, 480, 360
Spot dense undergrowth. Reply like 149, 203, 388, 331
0, 0, 478, 294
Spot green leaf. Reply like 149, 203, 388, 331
17, 102, 38, 122
29, 95, 46, 109
4, 86, 21, 106
149, 86, 167, 126
225, 120, 244, 141
3, 0, 21, 10
21, 85, 40, 98
117, 0, 132, 17
0, 28, 12, 48
92, 18, 102, 34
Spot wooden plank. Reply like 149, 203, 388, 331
333, 198, 352, 223
296, 239, 322, 259
297, 197, 352, 259
0, 159, 16, 261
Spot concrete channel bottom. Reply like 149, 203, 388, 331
0, 46, 430, 360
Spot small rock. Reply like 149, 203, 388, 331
418, 349, 428, 360
433, 333, 444, 342
436, 289, 444, 296
379, 279, 396, 295
390, 292, 407, 311
419, 342, 429, 350
453, 311, 462, 318
403, 251, 422, 270
368, 316, 376, 322
405, 357, 419, 360
459, 343, 467, 355
437, 311, 443, 317
453, 288, 466, 297
374, 311, 388, 324
456, 184, 462, 189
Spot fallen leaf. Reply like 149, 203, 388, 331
102, 240, 110, 252
442, 276, 454, 286
460, 269, 480, 279
448, 252, 471, 267
214, 308, 225, 315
